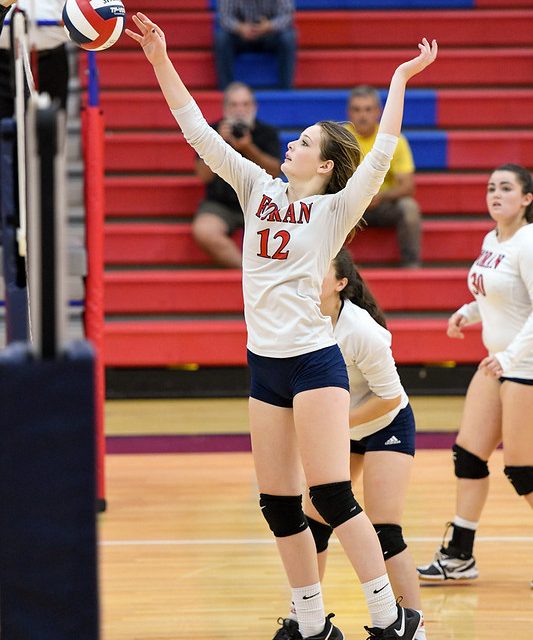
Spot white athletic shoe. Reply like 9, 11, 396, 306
417, 548, 479, 582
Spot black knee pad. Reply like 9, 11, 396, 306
307, 515, 333, 553
453, 444, 489, 479
373, 523, 407, 560
504, 466, 533, 496
308, 481, 362, 529
259, 493, 308, 538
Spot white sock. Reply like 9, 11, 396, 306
286, 601, 297, 622
414, 610, 426, 640
361, 574, 397, 629
291, 582, 325, 638
453, 515, 478, 530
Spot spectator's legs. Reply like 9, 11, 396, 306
192, 212, 242, 268
0, 45, 69, 118
214, 29, 238, 90
364, 198, 421, 267
256, 30, 297, 89
274, 29, 297, 89
0, 49, 14, 119
37, 45, 69, 110
396, 197, 421, 267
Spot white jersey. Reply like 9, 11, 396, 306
458, 223, 533, 378
172, 100, 397, 358
0, 1, 68, 50
334, 299, 408, 440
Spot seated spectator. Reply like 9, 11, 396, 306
214, 0, 297, 90
192, 81, 281, 267
346, 85, 422, 268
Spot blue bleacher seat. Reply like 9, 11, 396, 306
209, 1, 474, 10
279, 129, 447, 170
256, 89, 436, 128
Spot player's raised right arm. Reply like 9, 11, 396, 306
126, 12, 190, 110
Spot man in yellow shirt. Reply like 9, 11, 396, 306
346, 85, 421, 268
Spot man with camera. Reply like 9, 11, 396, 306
192, 82, 281, 267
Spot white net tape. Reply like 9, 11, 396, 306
12, 10, 39, 259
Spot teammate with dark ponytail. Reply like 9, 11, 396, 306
274, 247, 427, 640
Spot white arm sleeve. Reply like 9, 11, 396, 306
457, 301, 481, 325
348, 327, 404, 400
494, 244, 533, 372
171, 100, 267, 213
330, 133, 398, 234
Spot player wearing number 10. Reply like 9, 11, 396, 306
417, 165, 533, 585
127, 12, 437, 639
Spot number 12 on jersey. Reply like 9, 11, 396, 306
257, 228, 291, 260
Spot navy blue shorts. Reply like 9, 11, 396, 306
248, 344, 349, 408
350, 404, 416, 457
500, 376, 533, 386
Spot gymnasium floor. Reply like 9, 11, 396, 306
100, 398, 533, 640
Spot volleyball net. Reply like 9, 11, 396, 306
0, 9, 106, 507
0, 11, 101, 635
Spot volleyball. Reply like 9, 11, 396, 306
62, 0, 126, 51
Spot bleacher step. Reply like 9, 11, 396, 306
104, 221, 492, 266
104, 173, 490, 218
103, 317, 484, 367
113, 10, 533, 51
81, 48, 533, 90
104, 268, 470, 315
100, 89, 533, 131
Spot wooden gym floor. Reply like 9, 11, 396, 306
99, 398, 533, 639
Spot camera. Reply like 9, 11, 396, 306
231, 121, 249, 139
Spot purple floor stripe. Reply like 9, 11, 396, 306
106, 432, 457, 454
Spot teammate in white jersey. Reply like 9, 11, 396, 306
273, 248, 427, 640
127, 13, 437, 639
417, 164, 533, 585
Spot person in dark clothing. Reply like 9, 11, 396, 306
0, 1, 16, 36
214, 0, 296, 90
192, 81, 281, 267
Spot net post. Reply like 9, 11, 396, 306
82, 51, 106, 511
26, 93, 68, 359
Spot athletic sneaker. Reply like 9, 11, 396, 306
417, 548, 479, 581
305, 614, 344, 640
273, 614, 344, 640
364, 605, 421, 639
273, 618, 301, 640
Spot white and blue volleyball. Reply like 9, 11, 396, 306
62, 0, 125, 51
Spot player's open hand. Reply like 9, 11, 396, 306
447, 311, 467, 339
395, 38, 438, 82
125, 12, 168, 67
478, 355, 503, 378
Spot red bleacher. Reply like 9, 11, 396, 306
104, 268, 469, 315
99, 89, 533, 131
112, 10, 533, 50
104, 318, 483, 367
105, 129, 533, 173
104, 221, 492, 266
82, 48, 533, 90
97, 1, 531, 369
104, 173, 488, 218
